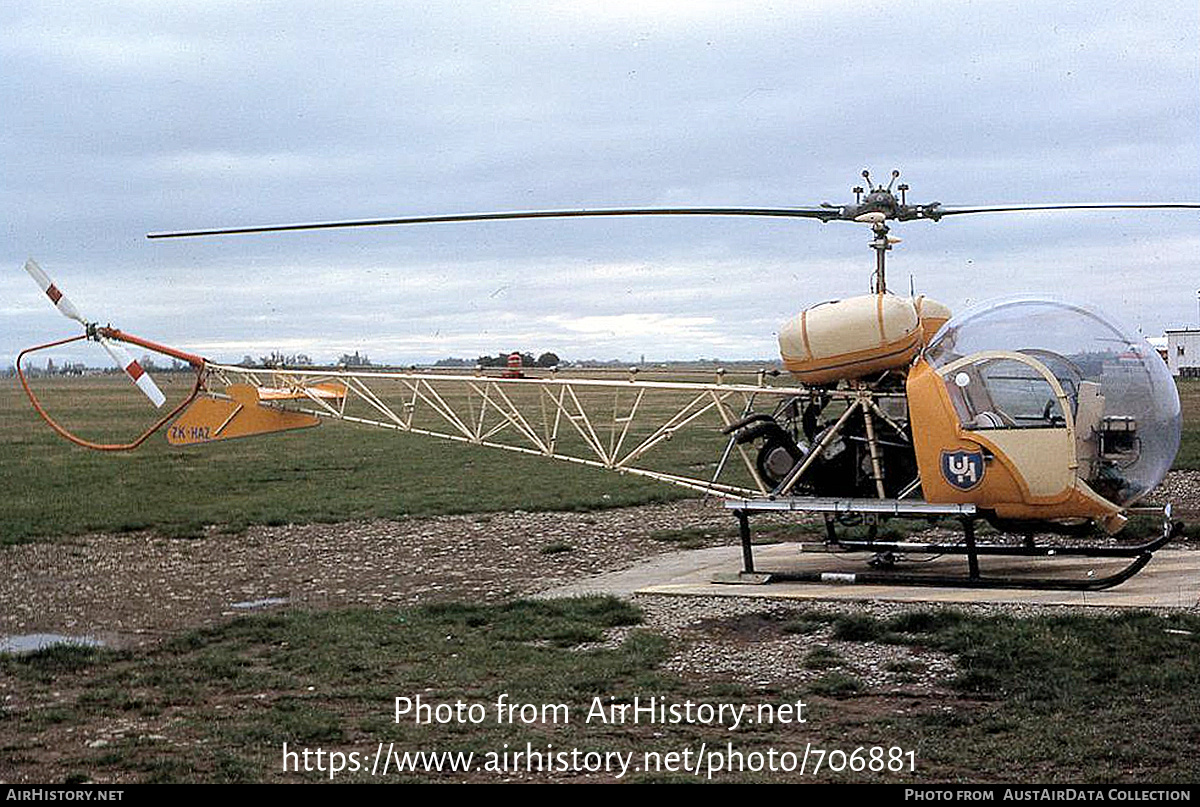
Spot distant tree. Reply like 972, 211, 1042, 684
535, 351, 560, 367
337, 351, 372, 367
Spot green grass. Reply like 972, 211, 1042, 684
809, 671, 863, 696
831, 614, 886, 642
802, 645, 845, 670
0, 375, 692, 544
912, 609, 1200, 782
1173, 377, 1200, 470
648, 526, 731, 549
781, 612, 838, 635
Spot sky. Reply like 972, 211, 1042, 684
3, 1, 1199, 368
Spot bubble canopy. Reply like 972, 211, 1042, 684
923, 297, 1180, 507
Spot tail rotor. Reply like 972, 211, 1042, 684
22, 259, 167, 408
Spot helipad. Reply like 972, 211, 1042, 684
541, 544, 1200, 609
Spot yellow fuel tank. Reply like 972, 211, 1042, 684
779, 294, 945, 383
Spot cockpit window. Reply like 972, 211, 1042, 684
944, 357, 1064, 430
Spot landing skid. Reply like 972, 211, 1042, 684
721, 497, 1181, 591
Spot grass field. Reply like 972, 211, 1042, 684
1172, 378, 1200, 469
0, 374, 696, 544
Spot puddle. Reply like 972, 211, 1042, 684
230, 597, 289, 610
0, 634, 104, 654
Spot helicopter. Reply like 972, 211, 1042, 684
18, 171, 1200, 591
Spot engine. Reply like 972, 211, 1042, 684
725, 392, 918, 498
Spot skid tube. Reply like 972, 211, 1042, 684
722, 498, 1183, 591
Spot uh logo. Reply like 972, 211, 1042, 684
941, 449, 986, 491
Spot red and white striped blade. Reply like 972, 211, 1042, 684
99, 338, 167, 408
23, 259, 85, 325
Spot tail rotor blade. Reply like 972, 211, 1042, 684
100, 338, 167, 408
24, 259, 86, 325
25, 259, 176, 408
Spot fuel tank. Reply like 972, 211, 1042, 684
778, 293, 949, 384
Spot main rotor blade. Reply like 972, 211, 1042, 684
146, 206, 841, 238
99, 338, 167, 408
23, 259, 86, 324
932, 202, 1200, 219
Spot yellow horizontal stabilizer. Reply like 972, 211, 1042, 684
255, 382, 346, 401
167, 384, 320, 446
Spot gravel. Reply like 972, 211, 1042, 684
0, 499, 745, 649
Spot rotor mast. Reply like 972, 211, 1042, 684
870, 220, 891, 294
855, 170, 907, 294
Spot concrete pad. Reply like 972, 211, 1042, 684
541, 544, 1200, 609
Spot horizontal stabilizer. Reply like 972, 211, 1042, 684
255, 382, 346, 401
167, 384, 319, 446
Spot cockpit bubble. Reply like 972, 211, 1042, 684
924, 297, 1180, 507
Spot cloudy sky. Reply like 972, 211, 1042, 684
3, 1, 1198, 368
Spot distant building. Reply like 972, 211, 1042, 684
1164, 328, 1200, 377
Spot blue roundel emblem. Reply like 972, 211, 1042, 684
941, 449, 986, 491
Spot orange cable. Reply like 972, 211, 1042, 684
17, 334, 205, 451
